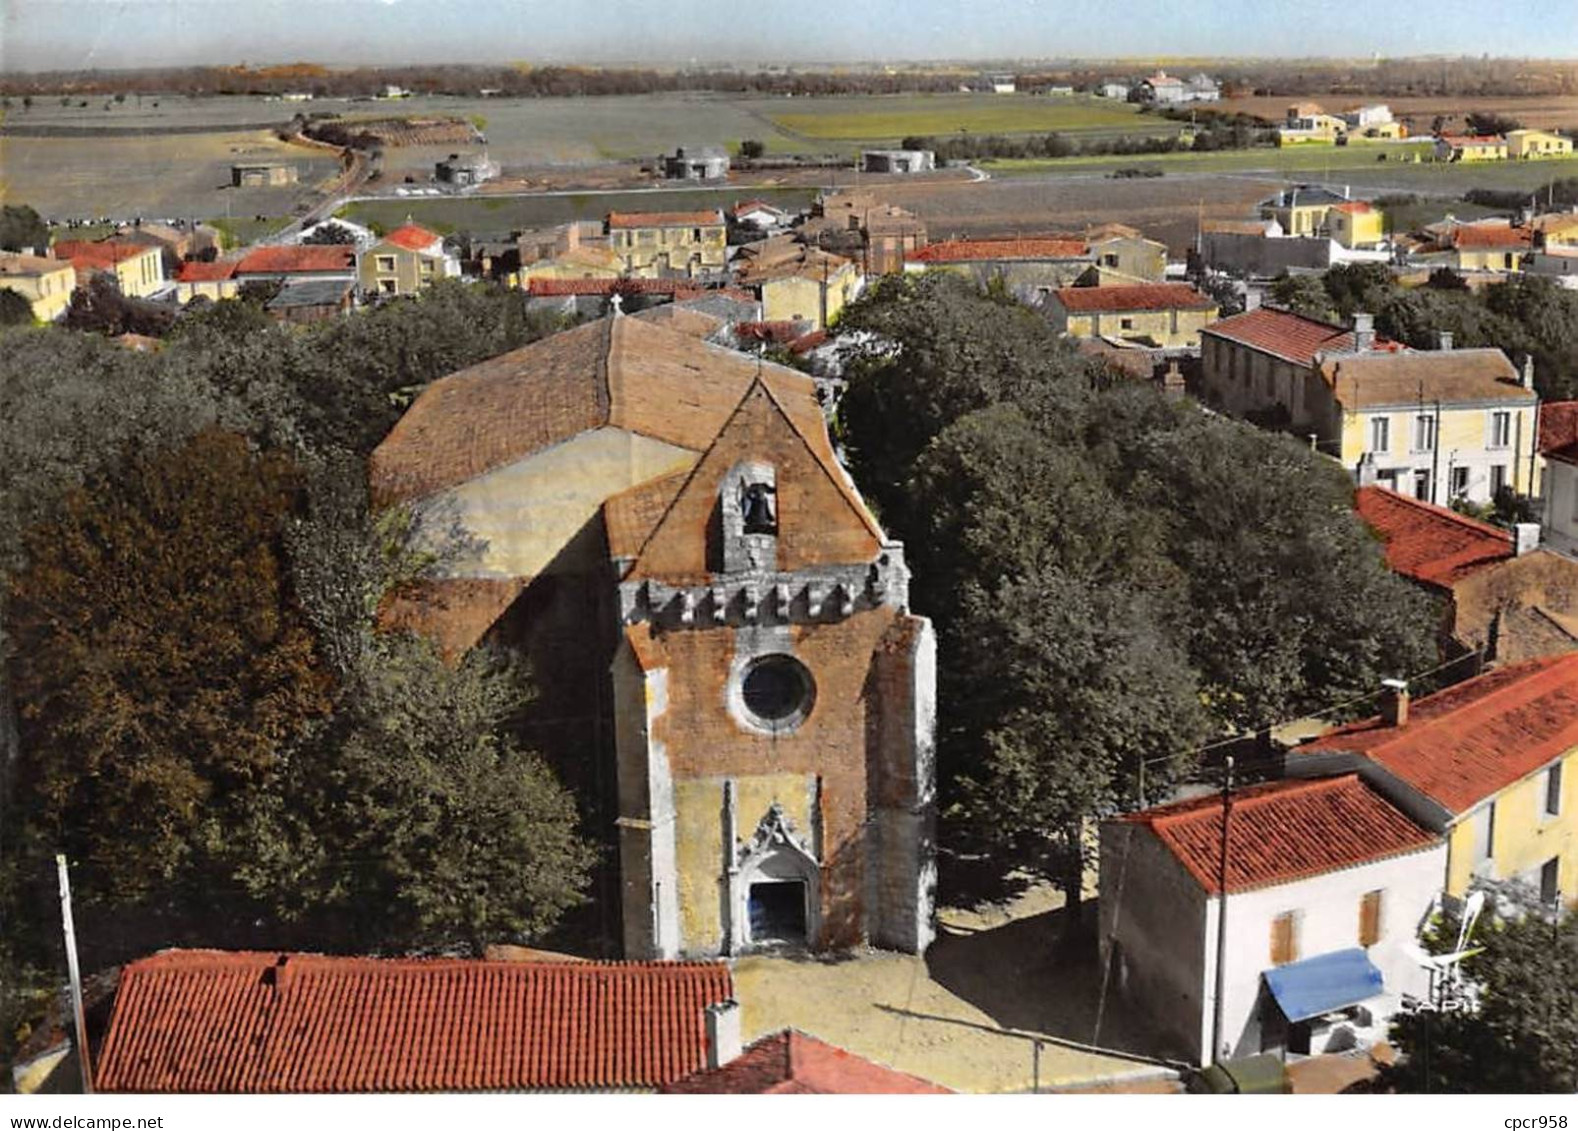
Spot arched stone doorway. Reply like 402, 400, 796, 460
728, 803, 820, 953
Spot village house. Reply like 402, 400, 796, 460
52, 239, 166, 298
1506, 129, 1573, 160
799, 192, 928, 275
1258, 185, 1358, 238
1289, 656, 1578, 912
1537, 403, 1578, 557
174, 259, 240, 303
1099, 82, 1132, 100
94, 950, 733, 1092
359, 222, 460, 296
662, 1029, 951, 1093
1046, 283, 1218, 348
434, 151, 500, 185
1085, 223, 1170, 283
1325, 201, 1387, 250
368, 314, 937, 961
731, 235, 862, 331
1341, 104, 1404, 139
1413, 219, 1535, 273
903, 237, 1095, 299
266, 278, 357, 323
1134, 71, 1218, 103
1278, 104, 1348, 146
728, 200, 792, 232
1354, 486, 1578, 664
0, 253, 76, 322
230, 161, 299, 187
1434, 135, 1508, 162
1100, 774, 1445, 1066
607, 210, 727, 279
233, 244, 357, 287
1200, 309, 1538, 504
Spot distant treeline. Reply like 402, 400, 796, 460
903, 110, 1274, 162
1465, 178, 1578, 210
5, 57, 1578, 100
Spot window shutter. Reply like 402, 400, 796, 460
1270, 913, 1297, 966
1359, 890, 1383, 947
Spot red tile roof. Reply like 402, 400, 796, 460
662, 1030, 952, 1094
1354, 486, 1513, 589
52, 239, 152, 270
1120, 775, 1437, 895
1052, 283, 1215, 313
1332, 201, 1374, 214
906, 237, 1089, 263
176, 260, 238, 282
607, 210, 722, 230
235, 245, 355, 276
1538, 401, 1578, 453
730, 199, 785, 218
95, 950, 733, 1093
1451, 224, 1534, 250
1203, 307, 1396, 367
1306, 653, 1578, 814
525, 277, 699, 297
382, 223, 442, 252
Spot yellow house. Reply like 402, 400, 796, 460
174, 259, 240, 303
1259, 185, 1355, 236
607, 210, 726, 279
1507, 129, 1573, 159
733, 235, 861, 330
1326, 201, 1386, 249
359, 223, 458, 296
1047, 283, 1218, 348
1436, 135, 1508, 162
520, 245, 623, 285
1294, 655, 1578, 911
1325, 345, 1539, 503
1278, 113, 1347, 146
52, 239, 166, 298
0, 253, 77, 321
1445, 221, 1533, 272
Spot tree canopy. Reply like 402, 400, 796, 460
836, 274, 1438, 899
0, 204, 49, 254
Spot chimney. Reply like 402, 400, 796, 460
1380, 678, 1410, 728
1520, 353, 1535, 391
704, 1000, 742, 1069
1163, 360, 1186, 397
1515, 522, 1541, 556
1351, 311, 1375, 352
1356, 451, 1379, 486
266, 954, 295, 995
1435, 330, 1453, 351
1243, 288, 1263, 312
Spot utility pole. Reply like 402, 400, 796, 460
56, 854, 94, 1094
1210, 755, 1234, 1066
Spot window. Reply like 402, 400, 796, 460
1413, 470, 1431, 500
737, 654, 816, 733
1103, 253, 1119, 267
1120, 317, 1134, 330
1546, 762, 1564, 817
1491, 465, 1508, 497
1489, 410, 1512, 449
1505, 253, 1516, 270
1540, 858, 1560, 905
692, 227, 702, 242
379, 279, 396, 293
1359, 890, 1384, 947
1370, 417, 1391, 453
1450, 466, 1469, 498
376, 255, 396, 272
1414, 414, 1436, 452
1270, 911, 1300, 966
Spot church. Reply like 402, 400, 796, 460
369, 309, 937, 958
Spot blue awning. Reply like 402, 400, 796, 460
1263, 948, 1384, 1023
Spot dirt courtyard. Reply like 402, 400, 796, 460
732, 884, 1183, 1094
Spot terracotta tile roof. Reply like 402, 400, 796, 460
52, 239, 152, 270
95, 950, 733, 1093
1451, 223, 1534, 250
628, 304, 728, 340
1354, 486, 1512, 589
662, 1030, 951, 1094
1052, 283, 1215, 313
381, 223, 442, 252
1320, 348, 1532, 410
1539, 401, 1578, 453
1120, 775, 1436, 895
734, 320, 813, 344
176, 260, 238, 282
730, 199, 785, 219
368, 315, 823, 507
525, 277, 696, 297
1203, 307, 1366, 366
607, 210, 722, 230
1305, 653, 1578, 814
0, 253, 71, 277
906, 237, 1089, 263
235, 245, 355, 276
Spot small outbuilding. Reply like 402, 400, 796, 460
663, 146, 730, 181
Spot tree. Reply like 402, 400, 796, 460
5, 430, 331, 904
1464, 111, 1521, 136
1383, 899, 1578, 1092
739, 138, 766, 160
0, 204, 49, 253
303, 222, 358, 245
0, 288, 33, 327
63, 274, 177, 338
1268, 272, 1338, 323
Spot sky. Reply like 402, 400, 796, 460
1, 0, 1575, 72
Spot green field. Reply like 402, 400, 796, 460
341, 186, 820, 236
767, 93, 1171, 142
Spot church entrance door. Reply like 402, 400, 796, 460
747, 880, 807, 944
